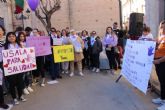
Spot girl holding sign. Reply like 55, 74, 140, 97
31, 28, 46, 87
61, 29, 70, 74
152, 20, 165, 110
17, 32, 34, 95
0, 26, 13, 109
4, 32, 27, 105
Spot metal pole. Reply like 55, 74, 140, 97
21, 12, 24, 29
119, 0, 123, 29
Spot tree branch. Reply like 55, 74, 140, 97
35, 10, 47, 27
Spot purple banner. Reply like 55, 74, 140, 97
26, 36, 52, 56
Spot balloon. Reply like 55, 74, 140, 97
27, 0, 39, 11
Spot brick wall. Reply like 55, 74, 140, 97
30, 0, 120, 37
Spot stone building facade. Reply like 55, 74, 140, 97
0, 0, 120, 37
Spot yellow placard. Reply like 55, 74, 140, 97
53, 45, 74, 63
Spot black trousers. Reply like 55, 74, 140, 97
82, 49, 89, 68
6, 74, 24, 99
32, 56, 45, 78
155, 61, 165, 99
0, 86, 4, 104
90, 53, 100, 68
106, 49, 117, 70
0, 62, 4, 104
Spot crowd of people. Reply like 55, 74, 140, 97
0, 20, 164, 110
0, 22, 123, 109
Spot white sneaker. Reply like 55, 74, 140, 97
157, 104, 165, 110
110, 69, 115, 75
41, 78, 45, 87
47, 80, 59, 85
19, 96, 27, 102
6, 104, 13, 110
65, 70, 69, 74
13, 99, 19, 105
27, 86, 34, 93
23, 88, 29, 95
69, 73, 74, 77
96, 68, 100, 73
41, 83, 45, 87
92, 68, 96, 72
79, 72, 84, 76
62, 71, 65, 74
152, 98, 165, 104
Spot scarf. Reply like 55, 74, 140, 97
70, 35, 77, 42
90, 36, 96, 46
0, 36, 6, 47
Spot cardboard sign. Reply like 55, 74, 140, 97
121, 40, 156, 94
2, 47, 37, 76
26, 36, 52, 56
53, 38, 63, 45
53, 45, 74, 63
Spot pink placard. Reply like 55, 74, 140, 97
26, 36, 52, 56
2, 47, 37, 76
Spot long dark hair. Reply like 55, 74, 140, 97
106, 27, 113, 35
4, 32, 17, 49
61, 29, 68, 37
17, 32, 26, 47
0, 25, 6, 35
81, 30, 88, 36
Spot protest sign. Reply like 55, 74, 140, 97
121, 40, 156, 94
26, 36, 51, 56
2, 47, 37, 76
53, 38, 63, 45
53, 45, 74, 63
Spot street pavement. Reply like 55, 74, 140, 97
10, 69, 158, 110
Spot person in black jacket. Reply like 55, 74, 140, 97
47, 28, 62, 85
89, 31, 102, 73
81, 30, 90, 69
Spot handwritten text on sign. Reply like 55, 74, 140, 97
2, 47, 37, 76
26, 36, 52, 56
53, 45, 74, 63
121, 40, 156, 94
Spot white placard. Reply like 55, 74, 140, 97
2, 47, 37, 76
121, 40, 156, 94
53, 38, 63, 45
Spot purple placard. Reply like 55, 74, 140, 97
26, 36, 52, 56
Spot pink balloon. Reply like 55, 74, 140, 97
27, 0, 39, 11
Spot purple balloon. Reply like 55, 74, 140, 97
27, 0, 39, 11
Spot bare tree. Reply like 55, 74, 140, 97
35, 0, 61, 33
0, 0, 7, 3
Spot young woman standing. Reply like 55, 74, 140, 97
61, 29, 70, 74
5, 32, 26, 105
17, 32, 34, 94
103, 27, 118, 74
0, 26, 13, 109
